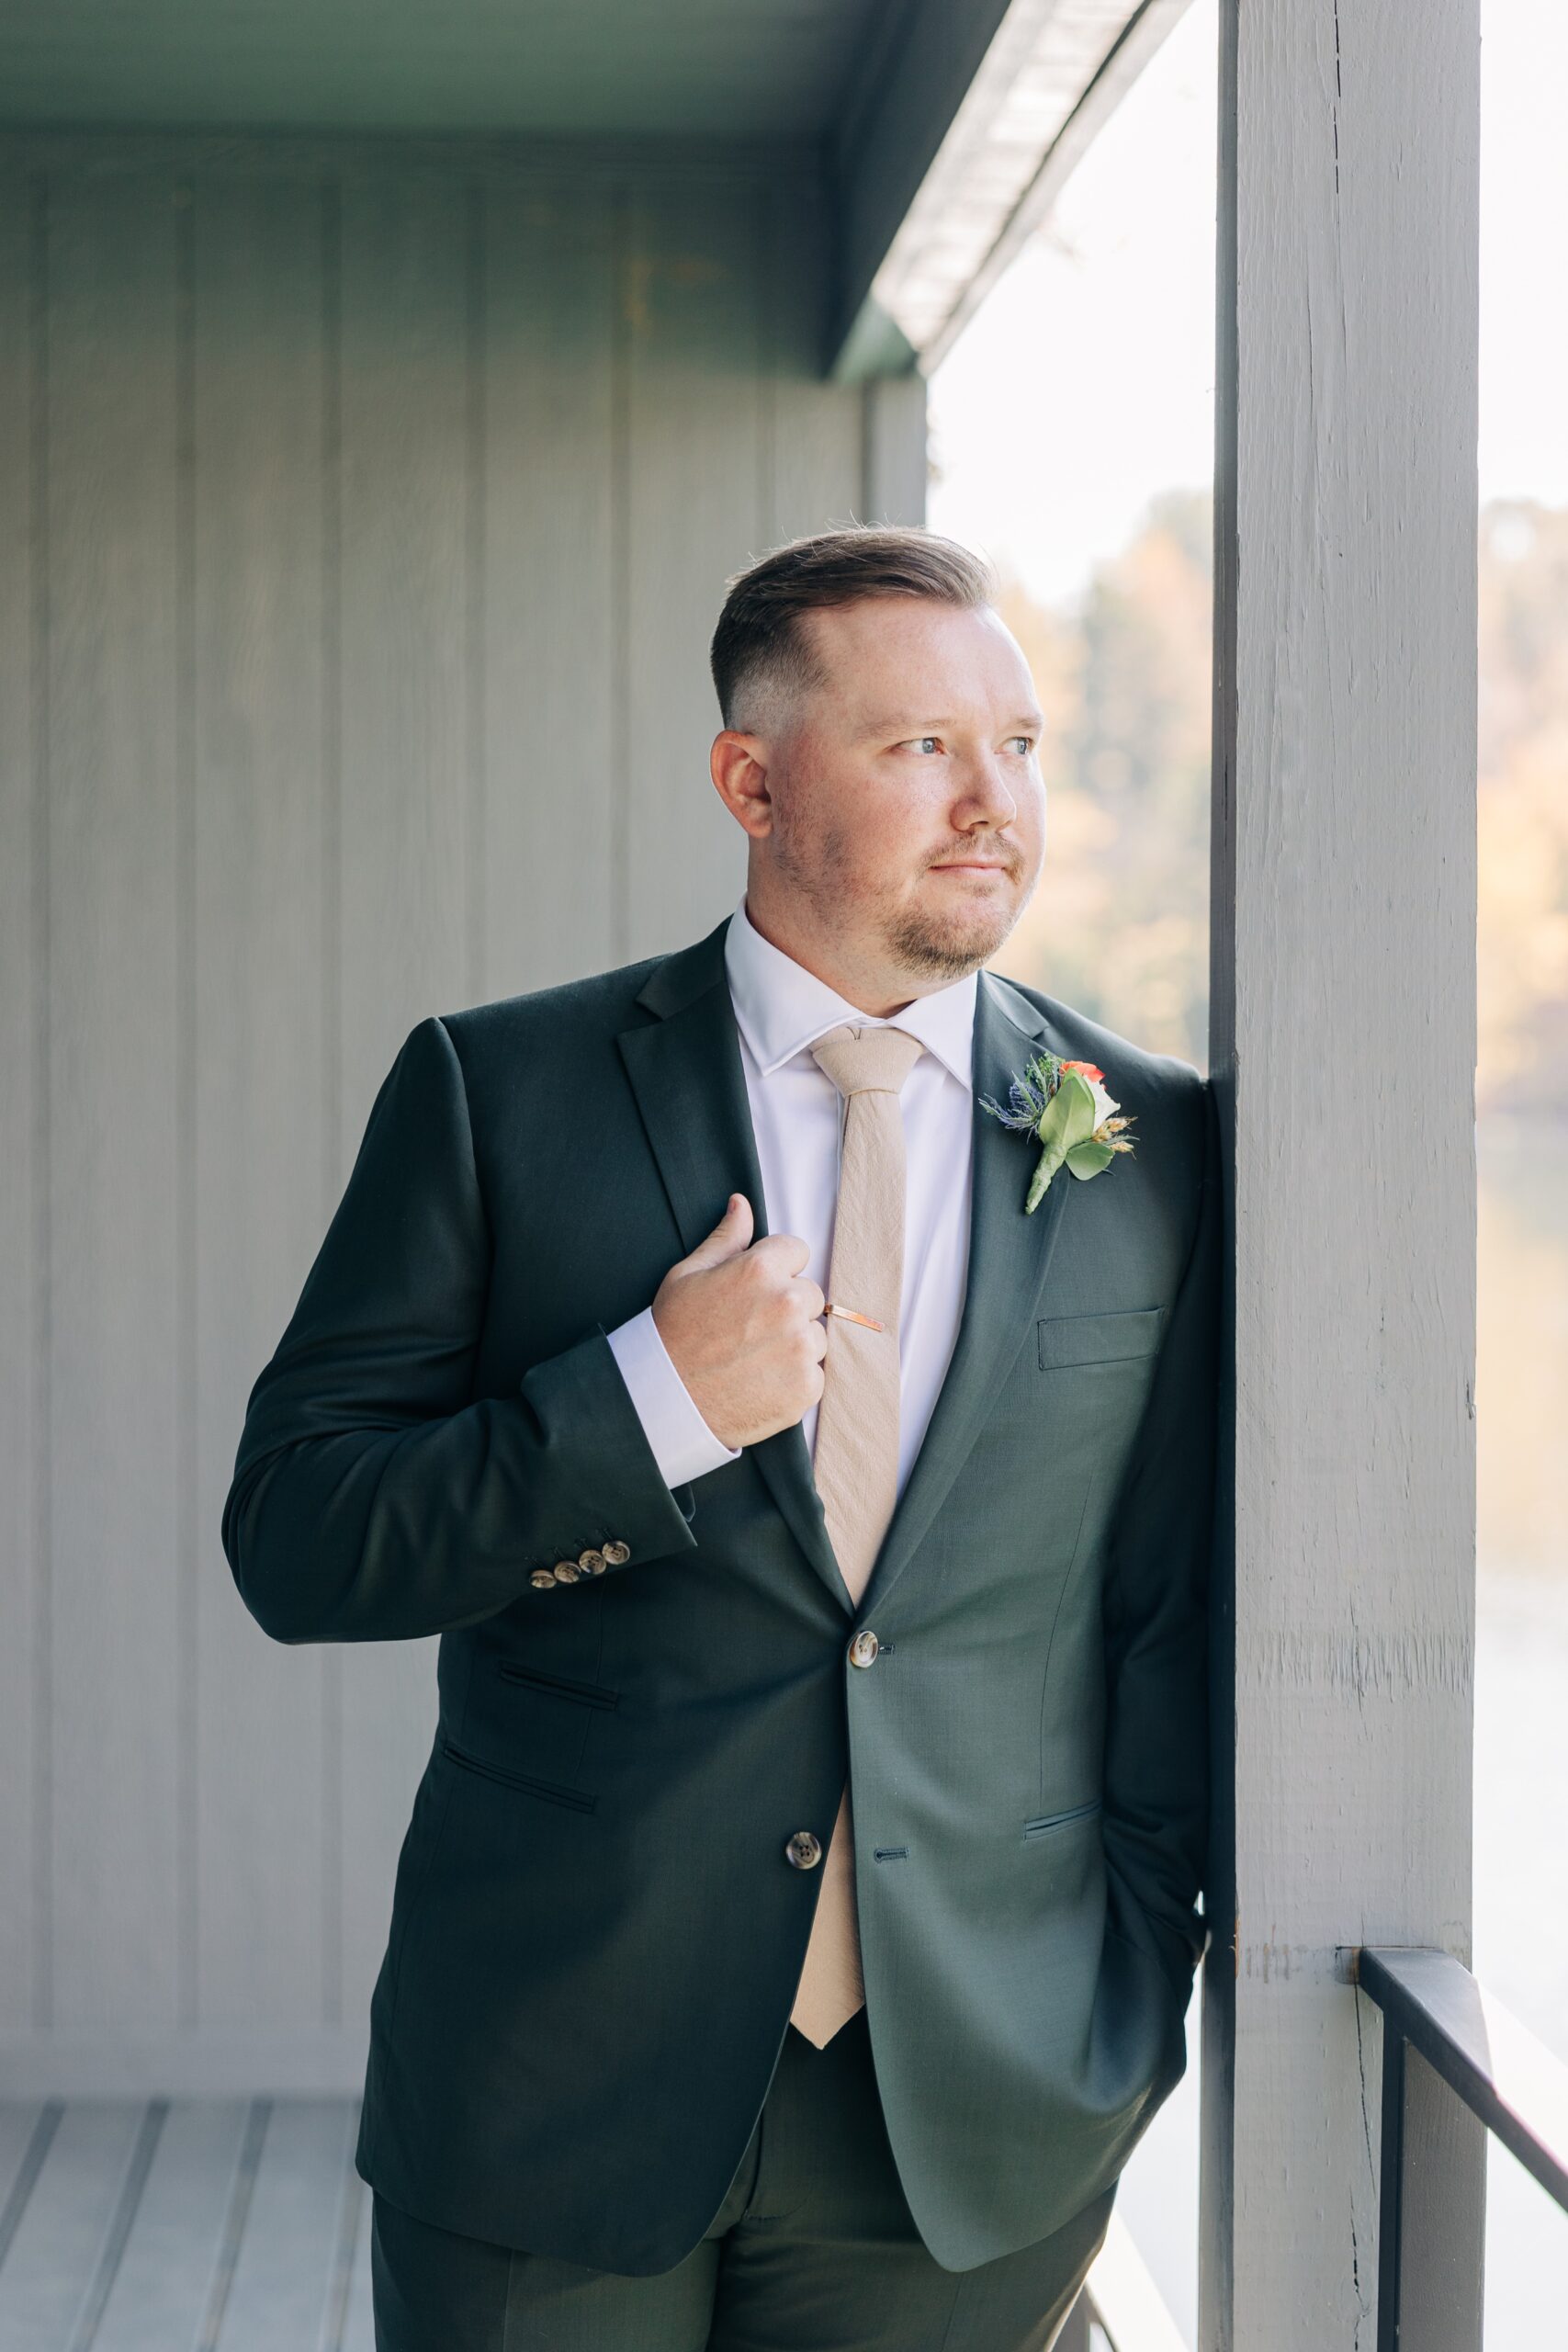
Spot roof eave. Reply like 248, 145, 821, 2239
829, 0, 1194, 382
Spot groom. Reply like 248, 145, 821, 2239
223, 525, 1219, 2351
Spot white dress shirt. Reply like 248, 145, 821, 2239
606, 893, 978, 1500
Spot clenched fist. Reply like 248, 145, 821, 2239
651, 1194, 827, 1450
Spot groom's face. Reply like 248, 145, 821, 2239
761, 595, 1046, 981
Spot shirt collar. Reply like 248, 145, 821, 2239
723, 892, 977, 1092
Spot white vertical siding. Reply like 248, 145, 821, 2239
0, 154, 39, 2045
46, 165, 185, 2039
0, 130, 927, 2091
481, 177, 619, 998
191, 167, 333, 2040
333, 166, 478, 2041
623, 176, 768, 960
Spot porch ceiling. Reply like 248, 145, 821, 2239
0, 0, 888, 137
1, 0, 1190, 377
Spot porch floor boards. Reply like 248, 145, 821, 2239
0, 2099, 372, 2351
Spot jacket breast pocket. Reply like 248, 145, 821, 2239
1036, 1306, 1166, 1372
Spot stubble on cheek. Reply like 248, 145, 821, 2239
770, 788, 868, 932
771, 774, 1029, 978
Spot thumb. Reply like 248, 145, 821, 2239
681, 1192, 753, 1272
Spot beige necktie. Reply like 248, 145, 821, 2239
789, 1020, 925, 2048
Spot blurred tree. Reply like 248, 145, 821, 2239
988, 491, 1568, 1109
989, 490, 1213, 1070
1476, 502, 1568, 1114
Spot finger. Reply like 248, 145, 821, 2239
692, 1193, 751, 1266
749, 1229, 811, 1280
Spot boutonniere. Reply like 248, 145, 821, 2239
980, 1054, 1136, 1213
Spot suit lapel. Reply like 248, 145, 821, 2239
615, 931, 1078, 1622
856, 967, 1077, 1620
615, 919, 852, 1611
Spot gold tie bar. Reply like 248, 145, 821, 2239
824, 1301, 884, 1332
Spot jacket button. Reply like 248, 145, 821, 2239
553, 1560, 581, 1585
784, 1830, 823, 1870
529, 1568, 558, 1590
848, 1629, 880, 1668
577, 1548, 605, 1576
603, 1540, 631, 1566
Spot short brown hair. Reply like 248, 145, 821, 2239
710, 524, 997, 731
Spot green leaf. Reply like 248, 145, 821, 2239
1065, 1138, 1115, 1180
1035, 1069, 1097, 1153
1023, 1072, 1100, 1211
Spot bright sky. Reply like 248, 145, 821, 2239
929, 0, 1568, 610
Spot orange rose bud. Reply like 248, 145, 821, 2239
1062, 1059, 1104, 1082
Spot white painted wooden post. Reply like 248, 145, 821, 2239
1201, 0, 1482, 2342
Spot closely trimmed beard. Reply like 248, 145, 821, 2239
770, 792, 1022, 980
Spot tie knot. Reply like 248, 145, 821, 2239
809, 1022, 925, 1100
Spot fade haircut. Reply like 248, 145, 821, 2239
710, 524, 998, 733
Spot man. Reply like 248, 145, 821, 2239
223, 525, 1220, 2352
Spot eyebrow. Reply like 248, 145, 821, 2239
860, 711, 1045, 737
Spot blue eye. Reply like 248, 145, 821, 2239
1007, 736, 1033, 755
910, 736, 941, 755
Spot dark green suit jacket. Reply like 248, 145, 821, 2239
222, 913, 1220, 2275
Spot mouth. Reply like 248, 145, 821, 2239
930, 860, 1013, 875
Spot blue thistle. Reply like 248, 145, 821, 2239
978, 1051, 1066, 1136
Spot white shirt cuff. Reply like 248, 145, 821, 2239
605, 1306, 742, 1489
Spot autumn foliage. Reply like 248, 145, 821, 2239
987, 491, 1568, 1115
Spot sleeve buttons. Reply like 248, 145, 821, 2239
534, 1540, 627, 1590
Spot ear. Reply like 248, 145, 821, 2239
710, 729, 775, 839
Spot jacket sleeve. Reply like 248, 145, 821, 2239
1099, 1069, 1222, 2011
221, 1012, 701, 1645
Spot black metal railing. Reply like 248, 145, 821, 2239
1356, 1945, 1568, 2351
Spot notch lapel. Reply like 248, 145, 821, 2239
615, 920, 852, 1611
857, 967, 1077, 1619
615, 937, 1077, 1621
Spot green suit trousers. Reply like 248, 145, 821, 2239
370, 2013, 1115, 2352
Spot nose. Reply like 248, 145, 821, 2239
951, 752, 1019, 830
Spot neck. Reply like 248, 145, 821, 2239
738, 888, 968, 1021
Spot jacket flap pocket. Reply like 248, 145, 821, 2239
1022, 1797, 1102, 1838
1036, 1306, 1166, 1371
